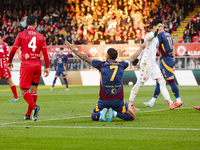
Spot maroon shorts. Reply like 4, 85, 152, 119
0, 63, 11, 79
20, 61, 41, 89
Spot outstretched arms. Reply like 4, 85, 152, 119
65, 41, 93, 66
128, 43, 145, 62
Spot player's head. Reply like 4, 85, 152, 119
60, 47, 64, 54
151, 19, 163, 31
26, 16, 37, 28
106, 48, 118, 61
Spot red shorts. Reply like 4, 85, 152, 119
0, 63, 11, 79
20, 61, 41, 89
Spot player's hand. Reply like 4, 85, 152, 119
64, 71, 68, 76
7, 63, 13, 70
65, 40, 75, 51
43, 68, 49, 77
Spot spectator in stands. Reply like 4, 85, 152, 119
183, 29, 191, 43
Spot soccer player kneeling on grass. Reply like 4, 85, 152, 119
65, 41, 144, 122
8, 16, 49, 121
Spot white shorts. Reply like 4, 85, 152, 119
139, 63, 163, 82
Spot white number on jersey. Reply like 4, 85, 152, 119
28, 36, 37, 52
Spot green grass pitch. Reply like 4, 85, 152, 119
0, 85, 200, 150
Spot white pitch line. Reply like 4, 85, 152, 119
135, 107, 193, 113
0, 107, 193, 126
1, 125, 200, 131
0, 115, 90, 125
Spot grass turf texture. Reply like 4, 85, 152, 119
0, 85, 200, 150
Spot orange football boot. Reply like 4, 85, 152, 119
169, 101, 184, 110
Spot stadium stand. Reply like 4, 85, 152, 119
0, 0, 199, 46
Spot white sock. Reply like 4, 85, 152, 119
176, 97, 182, 103
114, 111, 117, 117
149, 97, 157, 103
129, 80, 144, 102
128, 100, 133, 107
158, 78, 173, 104
166, 99, 173, 105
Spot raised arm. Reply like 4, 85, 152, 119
65, 41, 92, 65
128, 43, 145, 62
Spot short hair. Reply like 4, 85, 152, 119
107, 48, 118, 60
60, 47, 64, 50
151, 19, 163, 27
26, 16, 36, 26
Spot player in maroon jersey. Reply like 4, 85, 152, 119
0, 32, 19, 102
8, 16, 50, 121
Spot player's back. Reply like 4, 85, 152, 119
101, 61, 125, 85
95, 60, 129, 100
15, 28, 46, 61
157, 32, 173, 57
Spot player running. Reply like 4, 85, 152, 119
128, 19, 181, 111
143, 19, 183, 108
0, 32, 19, 102
65, 41, 145, 122
8, 16, 49, 121
50, 47, 69, 91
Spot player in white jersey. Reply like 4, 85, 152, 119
129, 19, 180, 111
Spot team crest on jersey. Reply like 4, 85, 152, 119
111, 88, 117, 94
25, 53, 29, 59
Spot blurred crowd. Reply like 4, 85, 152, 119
0, 0, 198, 46
183, 12, 200, 43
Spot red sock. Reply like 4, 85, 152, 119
31, 93, 37, 103
11, 85, 18, 99
23, 91, 36, 110
25, 93, 37, 116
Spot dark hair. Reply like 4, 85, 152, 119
60, 47, 64, 50
26, 16, 36, 26
107, 48, 118, 60
151, 19, 162, 27
0, 31, 3, 38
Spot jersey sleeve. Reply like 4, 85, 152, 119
13, 34, 21, 48
3, 43, 9, 59
9, 35, 21, 63
145, 32, 154, 41
41, 38, 49, 68
92, 60, 103, 69
122, 60, 130, 69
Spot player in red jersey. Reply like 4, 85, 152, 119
0, 32, 19, 102
8, 16, 50, 121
